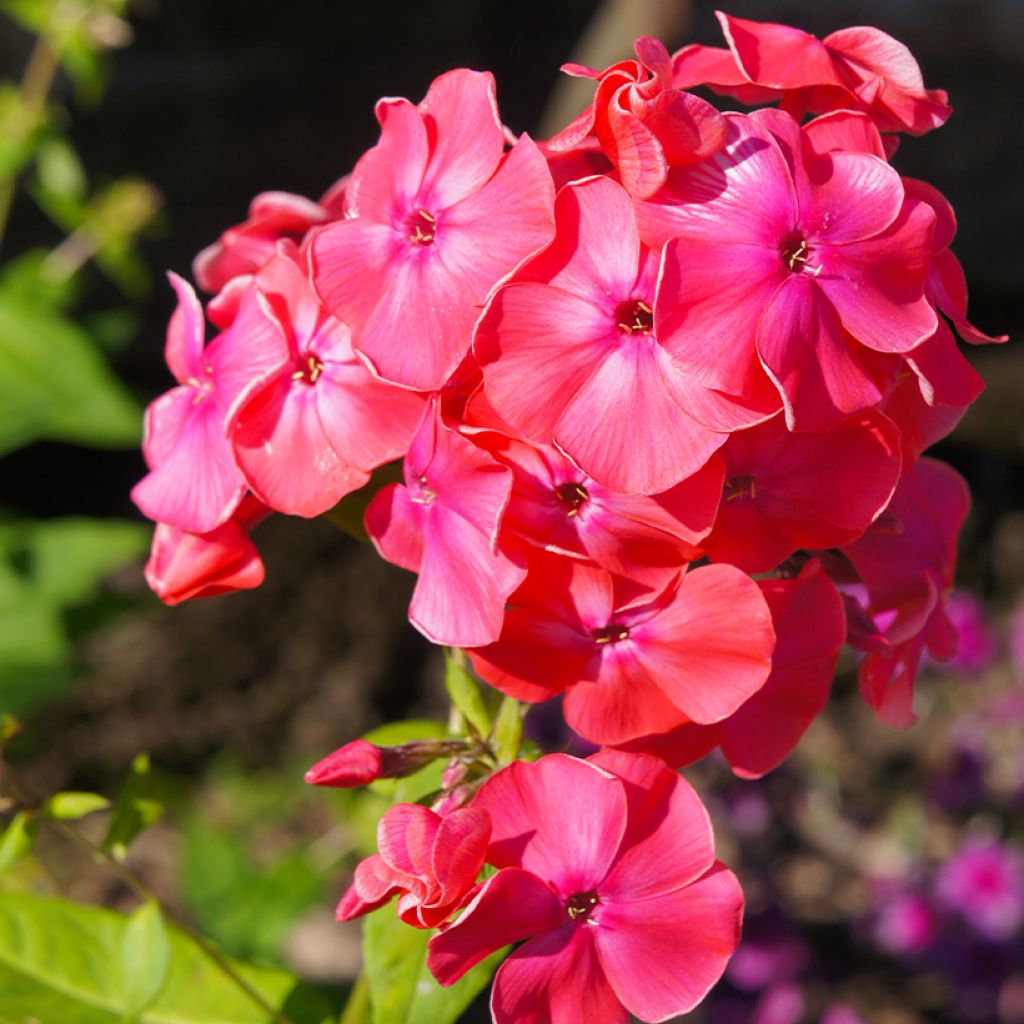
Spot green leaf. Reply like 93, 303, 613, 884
444, 650, 491, 737
363, 905, 503, 1024
0, 286, 140, 454
491, 696, 524, 764
45, 790, 109, 820
32, 135, 89, 230
0, 812, 36, 872
102, 754, 162, 859
362, 719, 449, 748
0, 556, 70, 717
0, 891, 336, 1023
25, 517, 147, 608
120, 900, 170, 1020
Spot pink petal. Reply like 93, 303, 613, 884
132, 400, 245, 534
631, 564, 774, 724
819, 199, 938, 354
756, 276, 882, 431
802, 110, 887, 160
516, 176, 639, 303
230, 374, 369, 517
657, 238, 783, 396
432, 806, 491, 908
310, 219, 399, 336
347, 97, 429, 221
718, 563, 844, 777
419, 69, 505, 209
554, 338, 725, 494
719, 13, 837, 89
473, 755, 627, 896
378, 803, 440, 878
477, 283, 613, 441
427, 867, 564, 986
564, 659, 690, 746
806, 151, 903, 244
604, 103, 668, 199
364, 483, 425, 574
336, 855, 402, 921
638, 113, 798, 249
904, 321, 984, 408
491, 925, 627, 1024
355, 242, 478, 391
595, 862, 744, 1020
644, 88, 727, 166
144, 513, 264, 606
590, 750, 716, 899
304, 738, 383, 788
411, 506, 525, 647
164, 272, 206, 384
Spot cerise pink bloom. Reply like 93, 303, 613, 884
644, 108, 937, 430
549, 36, 725, 198
428, 753, 743, 1023
467, 552, 774, 745
704, 410, 901, 573
337, 802, 490, 929
477, 174, 775, 495
364, 401, 525, 647
618, 560, 845, 778
132, 273, 282, 534
673, 12, 951, 137
312, 69, 555, 391
227, 247, 425, 517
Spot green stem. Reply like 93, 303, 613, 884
339, 972, 371, 1024
0, 26, 61, 251
3, 765, 297, 1024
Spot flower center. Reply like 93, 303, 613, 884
781, 235, 821, 277
593, 624, 630, 645
410, 474, 436, 506
566, 891, 599, 922
615, 299, 653, 335
723, 475, 756, 501
291, 354, 324, 385
555, 482, 589, 517
409, 209, 437, 246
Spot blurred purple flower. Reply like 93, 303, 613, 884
821, 1005, 867, 1024
936, 838, 1024, 940
727, 913, 809, 992
929, 589, 997, 675
752, 982, 804, 1024
872, 888, 939, 955
727, 786, 773, 837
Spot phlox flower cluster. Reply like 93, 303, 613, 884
133, 12, 1003, 1022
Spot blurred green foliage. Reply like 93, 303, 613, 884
0, 0, 158, 719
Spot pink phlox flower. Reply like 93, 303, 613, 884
548, 36, 726, 198
477, 429, 724, 583
227, 246, 426, 517
644, 107, 938, 432
870, 885, 938, 955
840, 457, 970, 726
311, 68, 556, 391
336, 802, 490, 929
467, 550, 775, 746
131, 272, 283, 533
477, 174, 777, 495
672, 12, 951, 138
428, 752, 743, 1023
703, 410, 901, 573
364, 399, 526, 646
193, 182, 346, 294
615, 559, 844, 778
935, 837, 1024, 941
144, 493, 268, 606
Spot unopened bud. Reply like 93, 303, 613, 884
305, 737, 468, 789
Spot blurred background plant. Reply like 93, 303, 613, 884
0, 0, 1020, 1021
0, 0, 159, 721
